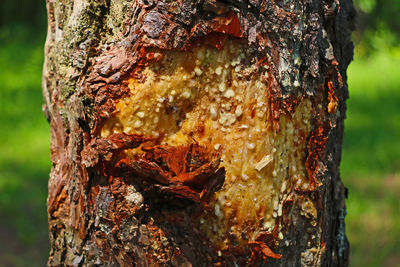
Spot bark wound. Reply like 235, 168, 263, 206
44, 0, 354, 265
90, 33, 314, 266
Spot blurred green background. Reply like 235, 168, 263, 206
0, 0, 399, 266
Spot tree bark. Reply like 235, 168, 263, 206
42, 0, 355, 266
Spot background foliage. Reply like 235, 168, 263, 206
0, 0, 399, 266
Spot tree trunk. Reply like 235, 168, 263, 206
42, 0, 355, 266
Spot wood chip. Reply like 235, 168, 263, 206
254, 154, 273, 171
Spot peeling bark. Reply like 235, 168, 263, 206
43, 0, 355, 266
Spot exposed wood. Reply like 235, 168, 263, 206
43, 0, 355, 266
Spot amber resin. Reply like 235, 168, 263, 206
100, 39, 313, 252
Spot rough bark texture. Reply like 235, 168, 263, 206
43, 0, 355, 266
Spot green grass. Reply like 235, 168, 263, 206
0, 26, 399, 266
342, 48, 400, 267
0, 28, 50, 266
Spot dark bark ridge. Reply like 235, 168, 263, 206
43, 0, 355, 266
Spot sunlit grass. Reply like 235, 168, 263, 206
0, 31, 49, 266
343, 48, 400, 267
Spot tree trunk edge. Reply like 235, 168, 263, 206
42, 0, 355, 266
